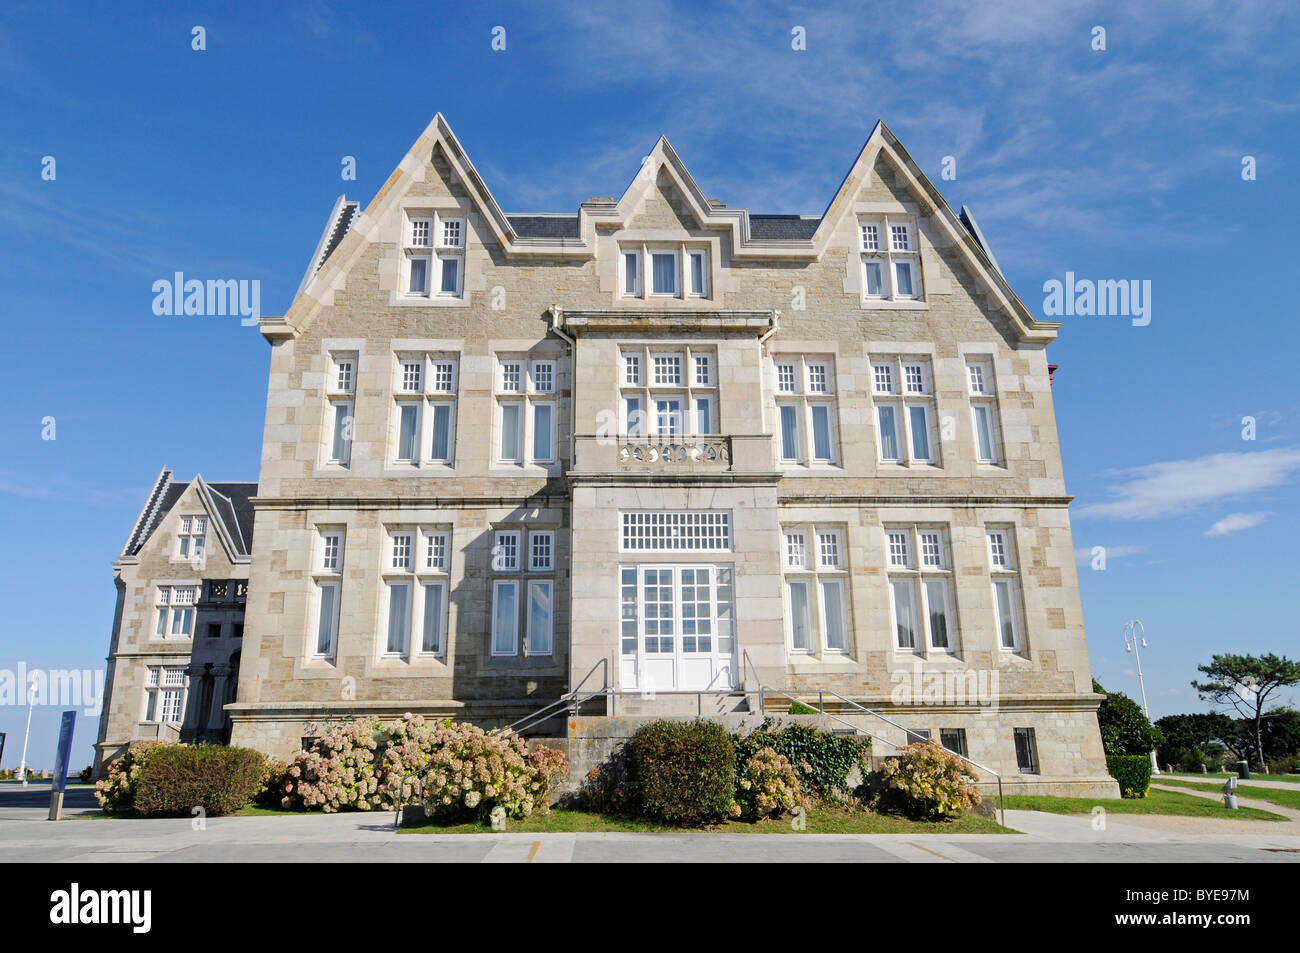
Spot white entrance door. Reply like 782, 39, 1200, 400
619, 564, 736, 692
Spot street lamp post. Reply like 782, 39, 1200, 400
17, 677, 37, 787
1123, 620, 1160, 776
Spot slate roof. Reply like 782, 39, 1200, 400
120, 468, 257, 559
508, 215, 581, 239
748, 214, 822, 240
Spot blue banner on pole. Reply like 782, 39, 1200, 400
51, 711, 76, 794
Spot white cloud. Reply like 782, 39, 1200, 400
1074, 448, 1300, 520
1205, 512, 1271, 537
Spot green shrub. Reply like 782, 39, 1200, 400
1094, 679, 1163, 756
131, 745, 267, 817
1106, 754, 1153, 798
78, 766, 93, 784
734, 720, 869, 799
867, 741, 982, 819
734, 747, 810, 820
628, 720, 736, 825
94, 742, 167, 813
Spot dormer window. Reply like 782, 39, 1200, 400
404, 211, 464, 299
178, 516, 207, 559
620, 244, 709, 301
860, 216, 922, 302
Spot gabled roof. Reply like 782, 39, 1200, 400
118, 469, 257, 561
270, 114, 1057, 345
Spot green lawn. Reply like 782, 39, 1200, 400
1001, 787, 1285, 821
400, 804, 1010, 835
1157, 778, 1300, 811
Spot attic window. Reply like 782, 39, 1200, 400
404, 212, 464, 300
178, 516, 207, 559
860, 216, 922, 303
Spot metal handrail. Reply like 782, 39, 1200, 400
739, 652, 1004, 826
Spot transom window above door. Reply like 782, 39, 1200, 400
620, 244, 710, 300
620, 345, 717, 437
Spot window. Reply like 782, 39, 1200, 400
177, 516, 207, 559
154, 586, 196, 639
530, 531, 553, 571
905, 728, 932, 745
688, 250, 707, 296
496, 354, 558, 465
312, 528, 344, 658
940, 728, 968, 759
329, 401, 353, 465
1014, 727, 1039, 774
967, 358, 1001, 464
782, 525, 851, 654
333, 355, 355, 394
403, 211, 464, 299
650, 251, 678, 295
620, 564, 736, 666
325, 353, 357, 466
871, 356, 938, 466
773, 355, 838, 467
381, 526, 451, 658
621, 511, 731, 551
620, 245, 709, 300
885, 526, 957, 655
620, 347, 717, 437
859, 216, 922, 301
144, 667, 187, 724
987, 528, 1023, 652
206, 622, 221, 639
390, 354, 459, 466
490, 528, 555, 656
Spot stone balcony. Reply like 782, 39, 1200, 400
571, 433, 776, 479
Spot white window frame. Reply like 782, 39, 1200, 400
619, 346, 717, 437
176, 516, 207, 560
988, 528, 1023, 652
619, 244, 709, 300
871, 355, 938, 467
885, 525, 957, 656
153, 585, 197, 640
403, 211, 465, 299
382, 526, 451, 659
859, 215, 922, 302
772, 354, 839, 467
495, 354, 558, 466
781, 525, 851, 655
967, 357, 1001, 465
143, 666, 188, 724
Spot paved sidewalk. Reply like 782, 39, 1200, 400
3, 784, 1297, 863
1159, 774, 1300, 791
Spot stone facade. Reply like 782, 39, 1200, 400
94, 470, 254, 771
118, 115, 1114, 796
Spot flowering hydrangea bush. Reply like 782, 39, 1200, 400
94, 742, 165, 813
733, 746, 811, 820
279, 719, 381, 812
869, 741, 982, 819
279, 714, 567, 820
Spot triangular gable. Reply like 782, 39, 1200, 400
811, 121, 1056, 343
266, 115, 1057, 345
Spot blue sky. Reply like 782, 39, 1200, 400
2, 1, 1297, 770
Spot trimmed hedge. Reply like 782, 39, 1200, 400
1106, 754, 1153, 799
131, 745, 267, 817
628, 720, 735, 825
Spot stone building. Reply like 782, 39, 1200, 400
93, 469, 254, 768
99, 115, 1116, 796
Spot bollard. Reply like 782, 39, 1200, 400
1222, 775, 1238, 809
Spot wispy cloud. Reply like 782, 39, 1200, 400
1205, 511, 1271, 537
1075, 448, 1300, 520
